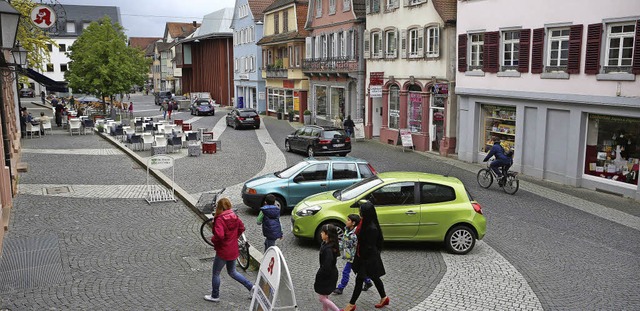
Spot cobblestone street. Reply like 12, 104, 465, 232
1, 95, 639, 310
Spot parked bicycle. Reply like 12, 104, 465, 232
199, 188, 251, 270
477, 161, 520, 194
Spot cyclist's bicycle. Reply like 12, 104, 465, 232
477, 161, 519, 195
198, 188, 251, 270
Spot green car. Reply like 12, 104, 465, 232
291, 172, 486, 255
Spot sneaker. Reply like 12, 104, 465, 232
333, 288, 343, 295
249, 285, 256, 300
204, 294, 219, 302
363, 282, 373, 291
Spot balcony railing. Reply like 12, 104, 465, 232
264, 67, 288, 78
302, 57, 360, 73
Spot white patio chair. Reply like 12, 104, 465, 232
26, 123, 40, 138
69, 119, 82, 135
141, 133, 154, 151
41, 121, 52, 135
152, 135, 168, 155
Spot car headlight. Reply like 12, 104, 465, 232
296, 205, 322, 217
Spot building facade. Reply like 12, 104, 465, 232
179, 9, 235, 106
231, 0, 271, 112
456, 0, 640, 199
364, 0, 458, 153
35, 4, 121, 95
303, 0, 366, 126
257, 0, 310, 118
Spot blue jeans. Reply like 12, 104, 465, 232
211, 255, 253, 298
338, 262, 372, 289
264, 238, 276, 252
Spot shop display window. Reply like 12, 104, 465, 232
584, 114, 639, 185
408, 92, 422, 132
316, 86, 327, 116
480, 105, 516, 153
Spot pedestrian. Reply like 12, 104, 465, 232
69, 96, 76, 110
205, 197, 254, 303
256, 194, 283, 252
167, 99, 173, 120
19, 107, 28, 138
160, 100, 168, 120
333, 214, 373, 295
314, 224, 340, 311
128, 101, 134, 119
53, 99, 63, 127
38, 112, 50, 135
40, 91, 46, 105
343, 115, 355, 138
341, 201, 390, 311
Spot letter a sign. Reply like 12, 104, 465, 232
31, 5, 57, 29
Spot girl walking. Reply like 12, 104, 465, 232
342, 202, 390, 311
333, 214, 373, 295
315, 224, 340, 311
204, 198, 254, 302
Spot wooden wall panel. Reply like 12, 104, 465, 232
182, 38, 235, 106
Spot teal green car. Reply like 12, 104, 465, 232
291, 172, 486, 255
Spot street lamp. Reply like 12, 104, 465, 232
0, 1, 22, 198
0, 1, 20, 50
11, 44, 27, 67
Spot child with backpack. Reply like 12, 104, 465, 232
256, 194, 283, 252
333, 214, 373, 295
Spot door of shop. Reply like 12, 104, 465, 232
430, 96, 445, 151
372, 97, 382, 136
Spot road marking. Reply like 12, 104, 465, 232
18, 184, 165, 199
22, 148, 123, 155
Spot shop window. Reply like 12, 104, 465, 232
388, 84, 400, 129
584, 114, 639, 185
480, 105, 516, 153
331, 87, 345, 121
316, 86, 327, 117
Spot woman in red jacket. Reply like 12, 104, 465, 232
204, 198, 254, 302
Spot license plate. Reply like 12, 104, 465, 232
246, 118, 253, 121
333, 143, 345, 147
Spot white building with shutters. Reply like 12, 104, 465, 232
363, 0, 458, 153
456, 0, 640, 199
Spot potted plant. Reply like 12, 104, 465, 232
288, 109, 295, 122
303, 109, 311, 125
96, 124, 105, 133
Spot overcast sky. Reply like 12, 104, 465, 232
57, 0, 236, 38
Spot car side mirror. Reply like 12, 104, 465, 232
293, 175, 304, 183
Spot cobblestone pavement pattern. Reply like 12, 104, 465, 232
1, 94, 638, 310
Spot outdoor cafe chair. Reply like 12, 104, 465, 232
128, 134, 143, 151
69, 119, 82, 136
152, 135, 168, 155
26, 123, 40, 138
141, 133, 154, 151
167, 135, 183, 153
41, 120, 52, 135
82, 119, 95, 135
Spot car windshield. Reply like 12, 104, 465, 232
335, 176, 383, 201
276, 161, 309, 178
322, 130, 346, 138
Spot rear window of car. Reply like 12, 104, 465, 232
239, 111, 258, 117
322, 130, 345, 139
332, 163, 358, 180
197, 102, 210, 106
358, 163, 375, 178
420, 183, 456, 204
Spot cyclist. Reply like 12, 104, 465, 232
483, 137, 513, 185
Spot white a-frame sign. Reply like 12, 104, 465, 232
249, 246, 298, 311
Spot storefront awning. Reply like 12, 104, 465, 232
21, 68, 68, 92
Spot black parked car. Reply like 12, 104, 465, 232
226, 108, 260, 129
154, 91, 172, 105
285, 125, 351, 157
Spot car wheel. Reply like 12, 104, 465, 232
212, 111, 215, 116
307, 146, 314, 157
285, 140, 291, 152
314, 220, 344, 244
273, 196, 286, 214
445, 225, 476, 255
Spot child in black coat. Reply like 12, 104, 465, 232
314, 224, 340, 311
